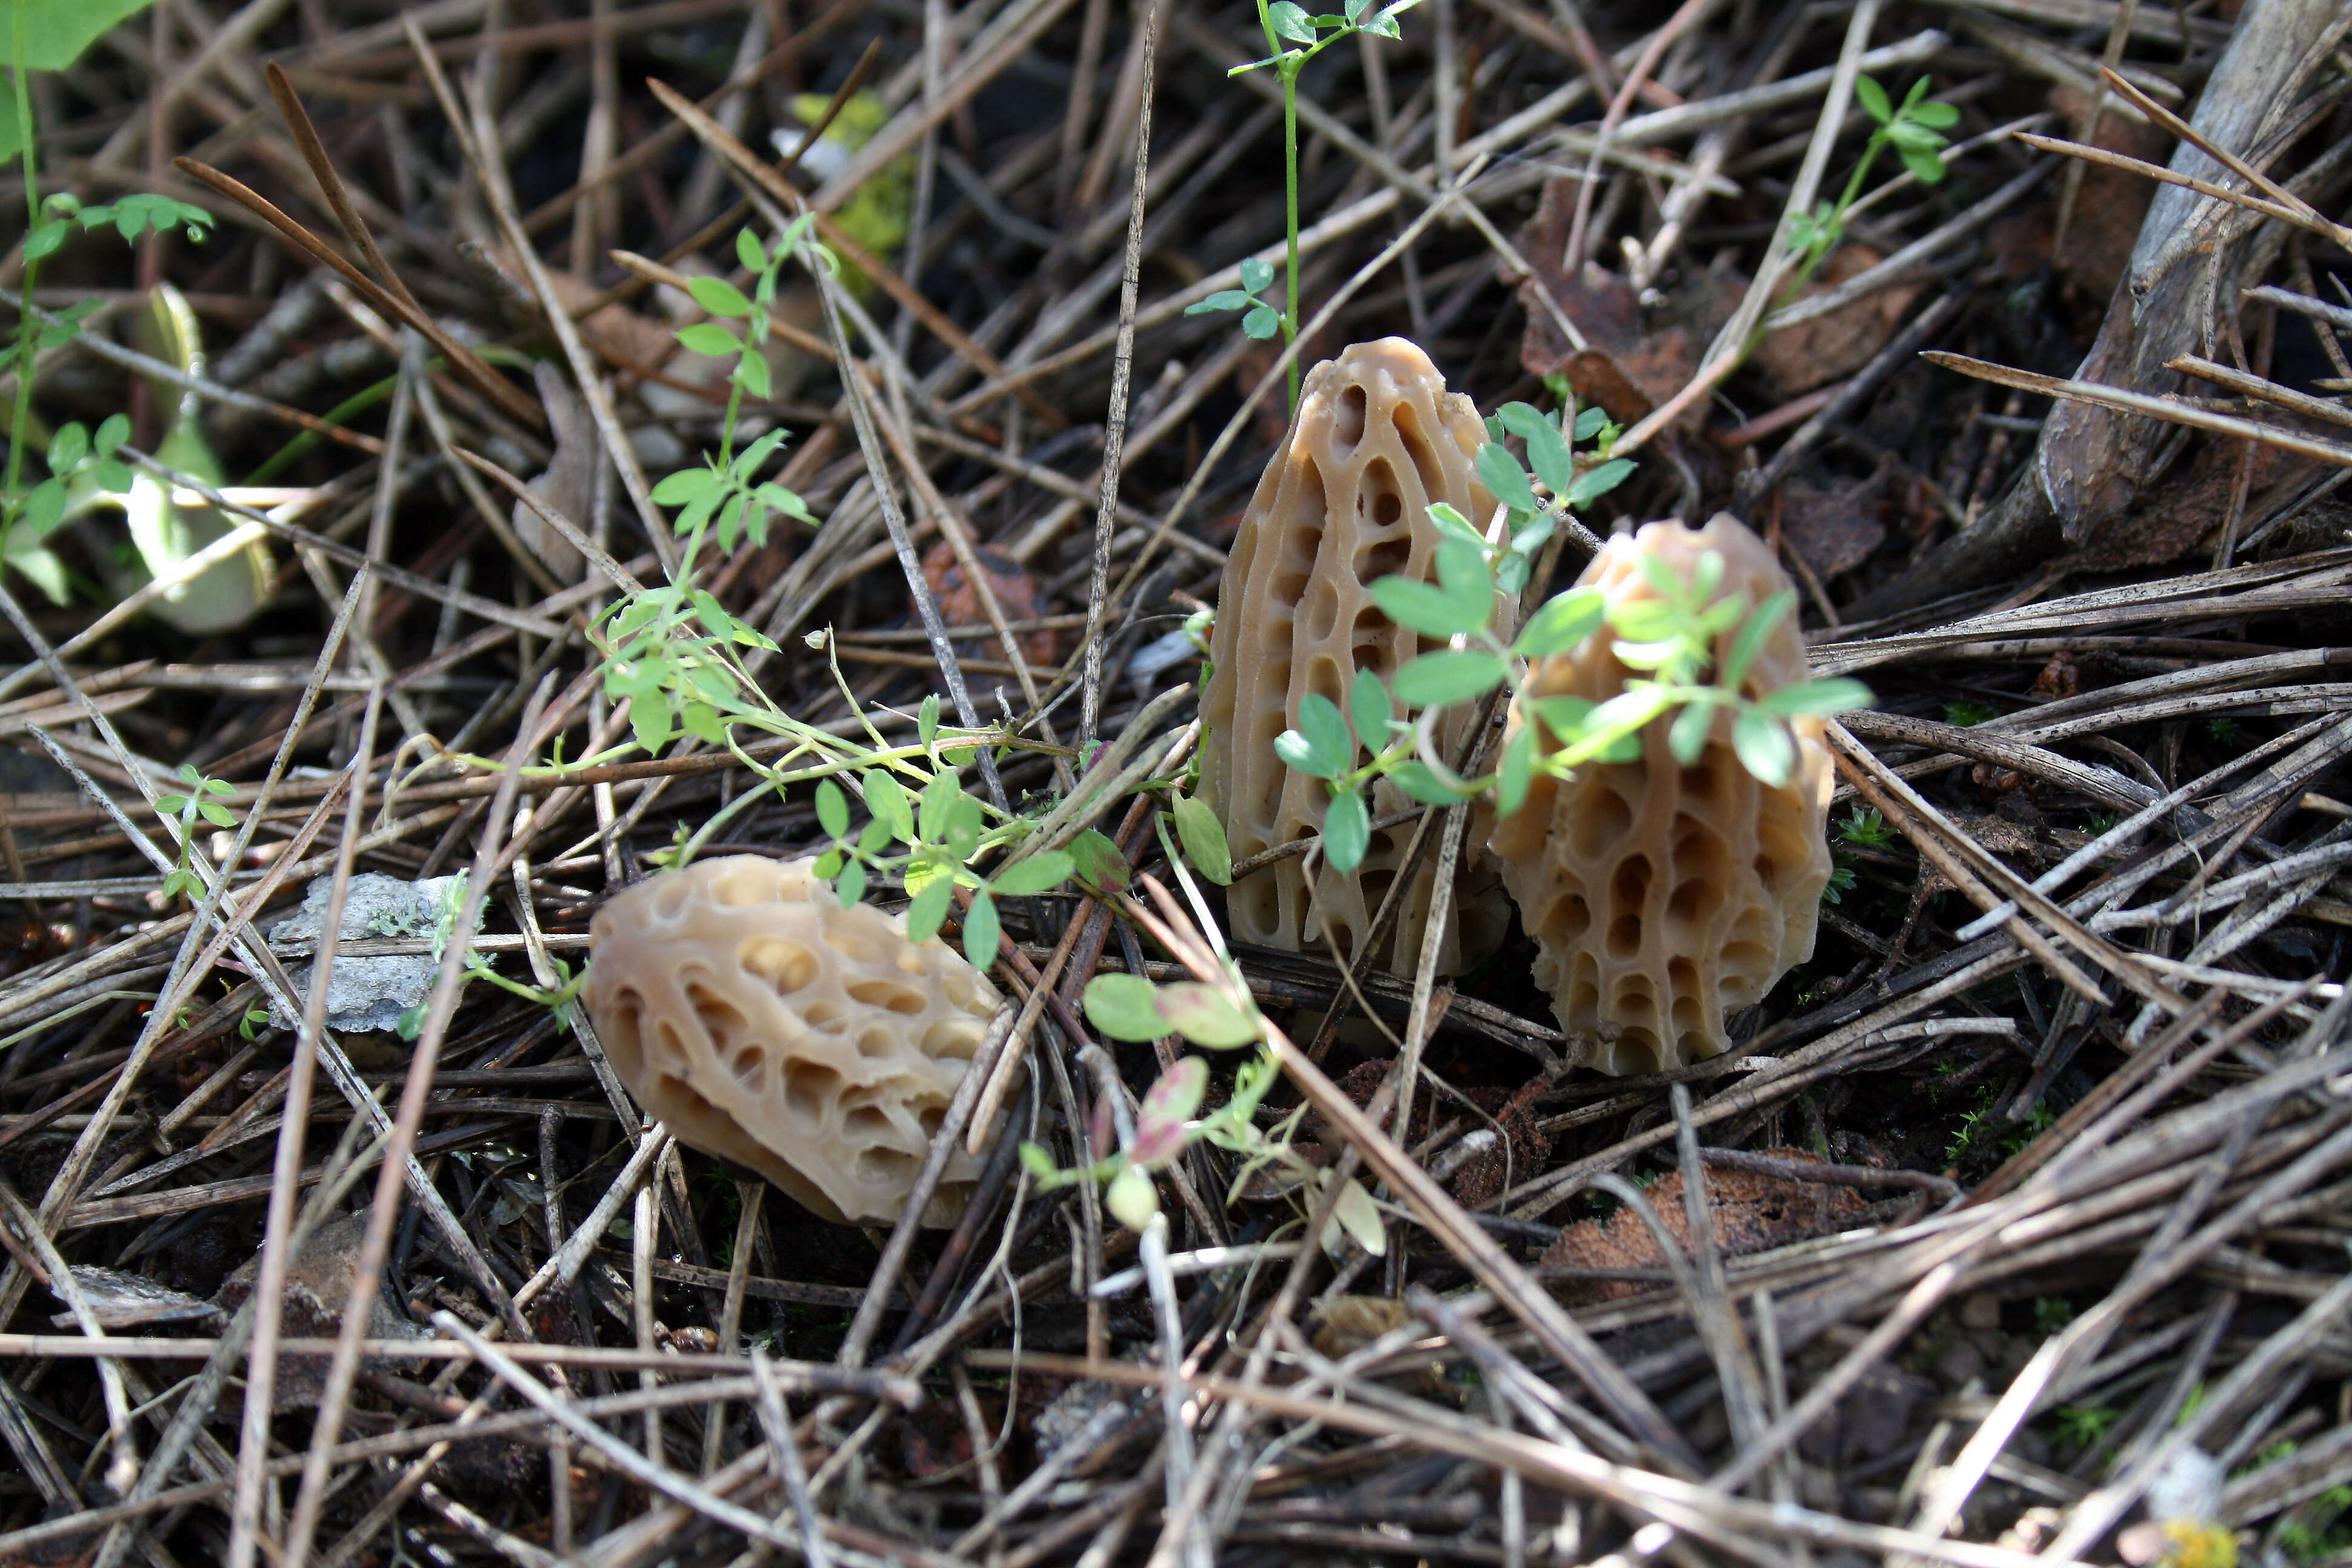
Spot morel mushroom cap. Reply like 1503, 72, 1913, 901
584, 855, 1005, 1226
1200, 338, 1511, 975
1489, 515, 1832, 1075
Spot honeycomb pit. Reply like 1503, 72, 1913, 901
1200, 337, 1512, 976
583, 855, 1007, 1226
1488, 514, 1834, 1075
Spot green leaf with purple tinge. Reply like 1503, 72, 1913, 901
1070, 829, 1131, 893
1157, 982, 1261, 1049
1132, 1056, 1207, 1166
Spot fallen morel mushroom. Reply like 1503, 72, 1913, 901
1489, 514, 1833, 1074
1200, 337, 1510, 975
584, 855, 1005, 1225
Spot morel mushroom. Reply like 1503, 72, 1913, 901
583, 855, 1005, 1226
1489, 515, 1832, 1075
1200, 338, 1510, 975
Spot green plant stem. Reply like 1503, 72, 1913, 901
7, 7, 37, 513
1279, 59, 1302, 414
718, 381, 743, 466
244, 372, 409, 484
1778, 129, 1887, 307
1253, 0, 1305, 414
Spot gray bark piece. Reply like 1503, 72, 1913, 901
266, 871, 463, 1033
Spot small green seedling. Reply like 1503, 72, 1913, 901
4, 185, 213, 604
1837, 806, 1896, 848
4, 413, 137, 603
1184, 256, 1282, 342
807, 762, 1078, 972
154, 764, 236, 903
1780, 76, 1958, 305
1022, 973, 1386, 1256
1221, 0, 1423, 411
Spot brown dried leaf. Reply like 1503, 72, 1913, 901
522, 258, 681, 373
49, 1267, 222, 1331
1539, 1148, 1871, 1304
1309, 1293, 1416, 1359
920, 539, 1059, 665
1514, 178, 1708, 428
514, 361, 593, 581
2060, 435, 2318, 570
1753, 246, 1924, 397
1780, 471, 1887, 579
1308, 1295, 1450, 1395
217, 1214, 428, 1410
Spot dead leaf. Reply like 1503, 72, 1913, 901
1539, 1148, 1872, 1304
1309, 1295, 1449, 1394
1515, 177, 1723, 428
521, 255, 679, 372
469, 243, 678, 372
49, 1267, 223, 1331
514, 361, 593, 581
217, 1214, 430, 1411
1753, 246, 1924, 397
1945, 811, 2045, 863
1309, 1294, 1416, 1359
1780, 471, 1887, 578
920, 539, 1059, 665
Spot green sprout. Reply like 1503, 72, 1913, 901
2051, 1402, 2122, 1452
1185, 256, 1282, 342
1212, 0, 1422, 411
1837, 806, 1896, 848
155, 764, 237, 904
3, 78, 213, 601
1780, 76, 1958, 305
1025, 977, 1385, 1256
390, 874, 586, 1040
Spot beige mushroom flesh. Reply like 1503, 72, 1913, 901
1200, 336, 1512, 976
1488, 514, 1834, 1076
583, 855, 1007, 1226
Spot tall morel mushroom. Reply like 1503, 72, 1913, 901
1200, 338, 1509, 975
583, 855, 1006, 1226
1488, 515, 1833, 1075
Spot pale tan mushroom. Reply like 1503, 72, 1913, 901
1200, 338, 1511, 976
1488, 515, 1833, 1075
583, 855, 1005, 1226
